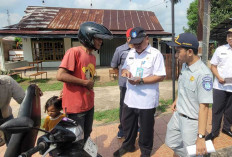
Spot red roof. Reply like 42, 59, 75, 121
0, 6, 171, 37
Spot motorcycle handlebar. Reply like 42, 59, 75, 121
18, 142, 46, 157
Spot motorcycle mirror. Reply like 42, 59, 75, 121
0, 117, 34, 134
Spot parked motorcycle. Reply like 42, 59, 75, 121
0, 84, 101, 157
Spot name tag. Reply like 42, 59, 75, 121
136, 67, 144, 77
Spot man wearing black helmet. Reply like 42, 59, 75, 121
57, 22, 112, 141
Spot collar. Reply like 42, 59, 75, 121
134, 44, 152, 54
120, 42, 131, 51
226, 44, 232, 50
188, 59, 202, 72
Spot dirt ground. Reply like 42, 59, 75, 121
10, 67, 177, 118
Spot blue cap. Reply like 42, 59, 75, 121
167, 32, 199, 50
129, 27, 147, 44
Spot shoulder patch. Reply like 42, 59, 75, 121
202, 76, 213, 91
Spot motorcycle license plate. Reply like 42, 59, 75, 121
83, 137, 98, 157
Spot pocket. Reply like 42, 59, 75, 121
143, 61, 153, 68
127, 59, 134, 65
184, 81, 196, 92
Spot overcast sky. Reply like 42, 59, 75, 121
0, 0, 194, 35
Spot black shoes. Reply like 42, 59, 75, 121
222, 129, 232, 137
117, 130, 124, 139
113, 146, 136, 157
206, 129, 232, 140
205, 133, 217, 141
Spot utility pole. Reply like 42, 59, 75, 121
202, 0, 211, 65
171, 0, 175, 102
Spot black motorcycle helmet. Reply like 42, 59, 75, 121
78, 21, 113, 50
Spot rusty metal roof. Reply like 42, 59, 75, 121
1, 6, 171, 37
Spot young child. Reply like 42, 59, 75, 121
43, 96, 65, 131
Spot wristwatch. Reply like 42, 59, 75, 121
139, 78, 144, 85
197, 134, 205, 139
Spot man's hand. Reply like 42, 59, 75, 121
196, 138, 207, 156
218, 76, 225, 84
128, 77, 140, 85
58, 90, 63, 99
171, 101, 177, 112
121, 69, 132, 78
84, 80, 94, 90
0, 131, 5, 147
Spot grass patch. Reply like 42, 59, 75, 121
17, 77, 118, 92
94, 108, 119, 123
40, 118, 45, 129
94, 99, 173, 123
94, 80, 118, 87
157, 99, 173, 112
19, 78, 63, 92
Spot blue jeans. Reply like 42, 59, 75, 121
67, 107, 94, 141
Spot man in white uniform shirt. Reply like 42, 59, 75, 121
206, 28, 232, 140
113, 27, 166, 157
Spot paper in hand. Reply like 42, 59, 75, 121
186, 140, 215, 156
127, 77, 140, 81
224, 77, 232, 85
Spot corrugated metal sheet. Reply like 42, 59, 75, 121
100, 38, 126, 66
6, 6, 166, 32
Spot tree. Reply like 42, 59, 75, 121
183, 0, 198, 34
184, 0, 232, 34
211, 0, 232, 29
15, 37, 22, 49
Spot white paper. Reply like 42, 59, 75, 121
186, 140, 216, 156
224, 77, 232, 85
128, 77, 140, 81
83, 137, 98, 157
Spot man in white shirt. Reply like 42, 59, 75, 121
113, 27, 166, 157
0, 75, 25, 145
206, 28, 232, 140
165, 33, 213, 157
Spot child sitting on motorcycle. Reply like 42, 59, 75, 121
43, 96, 65, 131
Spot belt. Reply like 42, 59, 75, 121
179, 113, 197, 120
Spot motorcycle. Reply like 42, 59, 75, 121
0, 84, 101, 157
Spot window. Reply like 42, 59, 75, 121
31, 39, 64, 61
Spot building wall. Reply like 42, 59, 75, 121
100, 38, 126, 66
22, 38, 33, 62
64, 38, 71, 52
21, 37, 160, 68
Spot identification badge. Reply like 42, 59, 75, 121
83, 137, 98, 157
202, 76, 213, 91
136, 67, 144, 78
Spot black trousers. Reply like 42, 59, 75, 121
121, 105, 156, 156
67, 107, 94, 141
118, 86, 127, 131
212, 89, 232, 136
